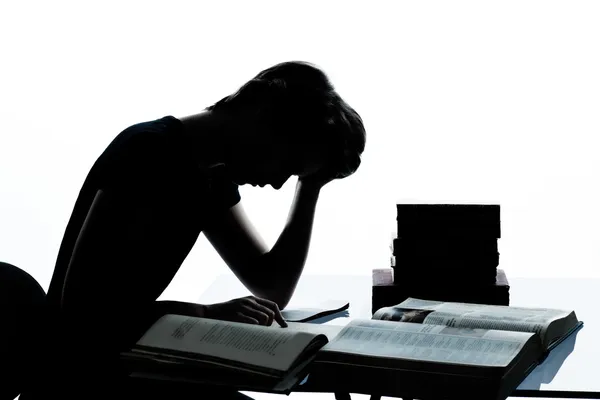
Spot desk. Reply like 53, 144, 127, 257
198, 274, 600, 399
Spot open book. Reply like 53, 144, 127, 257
121, 314, 328, 394
372, 297, 581, 352
122, 299, 582, 399
301, 298, 582, 400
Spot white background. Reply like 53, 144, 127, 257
1, 1, 599, 303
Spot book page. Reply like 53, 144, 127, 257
387, 298, 571, 336
136, 314, 321, 372
281, 300, 349, 322
272, 321, 345, 341
325, 319, 533, 367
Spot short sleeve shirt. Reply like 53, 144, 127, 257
47, 116, 240, 308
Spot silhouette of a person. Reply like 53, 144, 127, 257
33, 61, 366, 398
0, 262, 47, 400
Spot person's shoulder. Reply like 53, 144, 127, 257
98, 115, 185, 164
157, 115, 183, 129
123, 115, 183, 134
110, 115, 184, 149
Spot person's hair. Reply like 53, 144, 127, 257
206, 61, 366, 179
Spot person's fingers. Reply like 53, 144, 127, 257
241, 304, 271, 325
253, 297, 287, 327
251, 303, 276, 326
235, 312, 259, 325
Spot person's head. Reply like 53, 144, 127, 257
207, 61, 366, 188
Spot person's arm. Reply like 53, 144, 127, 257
61, 189, 287, 327
204, 178, 325, 310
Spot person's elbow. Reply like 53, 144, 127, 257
271, 292, 292, 311
247, 257, 298, 310
265, 273, 298, 311
253, 285, 292, 311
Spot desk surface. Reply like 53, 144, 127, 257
198, 274, 600, 399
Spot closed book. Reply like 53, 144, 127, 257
392, 267, 499, 286
396, 204, 501, 238
397, 224, 501, 239
392, 238, 499, 257
396, 204, 500, 224
391, 256, 499, 285
392, 251, 500, 269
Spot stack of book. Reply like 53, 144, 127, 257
373, 203, 510, 314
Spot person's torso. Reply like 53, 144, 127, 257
46, 116, 240, 309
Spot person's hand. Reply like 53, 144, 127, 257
299, 168, 337, 189
205, 295, 288, 328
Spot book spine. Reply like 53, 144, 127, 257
396, 204, 501, 238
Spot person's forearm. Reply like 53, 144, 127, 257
259, 179, 322, 308
155, 300, 207, 318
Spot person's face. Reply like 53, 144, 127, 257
223, 108, 326, 189
230, 135, 324, 189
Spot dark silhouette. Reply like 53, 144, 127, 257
26, 61, 366, 398
0, 262, 47, 400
